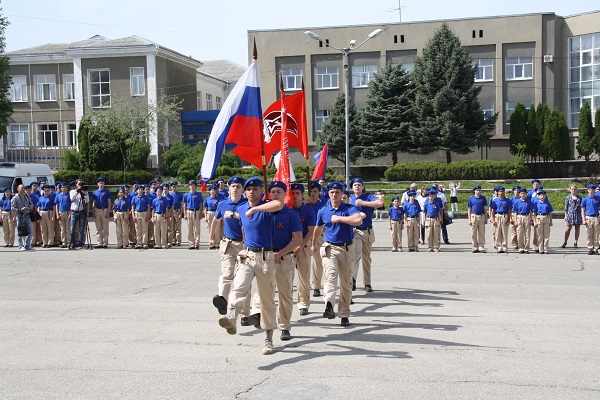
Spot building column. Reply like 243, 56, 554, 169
73, 57, 84, 147
146, 53, 159, 166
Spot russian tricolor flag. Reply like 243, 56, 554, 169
200, 60, 263, 181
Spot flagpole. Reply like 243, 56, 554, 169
253, 39, 269, 191
302, 78, 310, 189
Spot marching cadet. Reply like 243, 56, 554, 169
289, 183, 316, 316
581, 184, 600, 255
512, 188, 531, 254
467, 185, 487, 253
51, 184, 61, 246
145, 184, 156, 247
170, 182, 184, 246
54, 183, 71, 248
37, 185, 55, 248
509, 186, 521, 249
317, 177, 328, 203
1, 187, 15, 247
112, 187, 130, 249
182, 180, 203, 249
490, 186, 512, 253
312, 182, 362, 327
216, 177, 229, 198
210, 176, 249, 318
388, 196, 404, 252
151, 186, 170, 249
92, 178, 112, 248
527, 179, 542, 252
402, 190, 421, 252
532, 190, 553, 254
218, 177, 284, 355
204, 184, 223, 249
127, 182, 138, 246
349, 177, 383, 293
131, 185, 151, 249
306, 181, 326, 297
489, 186, 499, 249
422, 188, 444, 252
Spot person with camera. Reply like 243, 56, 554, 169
11, 184, 35, 251
69, 183, 90, 250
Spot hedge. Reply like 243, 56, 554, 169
55, 170, 155, 185
384, 161, 530, 181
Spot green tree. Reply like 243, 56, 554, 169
576, 102, 594, 164
409, 23, 497, 164
541, 109, 570, 162
509, 102, 527, 155
0, 6, 13, 135
317, 92, 359, 164
594, 110, 600, 156
557, 110, 571, 160
525, 104, 540, 161
353, 63, 415, 165
536, 103, 551, 161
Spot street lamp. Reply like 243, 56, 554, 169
305, 28, 383, 188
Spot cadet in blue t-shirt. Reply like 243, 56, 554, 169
532, 190, 553, 254
1, 187, 15, 247
92, 178, 112, 248
312, 182, 362, 328
131, 186, 151, 248
388, 196, 404, 252
54, 184, 72, 248
306, 181, 326, 296
37, 185, 55, 247
511, 188, 532, 253
490, 186, 513, 253
204, 184, 224, 249
580, 184, 599, 255
150, 186, 170, 249
467, 185, 488, 253
422, 189, 444, 252
183, 180, 203, 249
169, 182, 184, 246
403, 190, 421, 252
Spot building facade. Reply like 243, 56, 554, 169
249, 10, 600, 164
4, 35, 201, 169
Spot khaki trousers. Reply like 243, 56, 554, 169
33, 220, 41, 245
535, 215, 551, 252
114, 211, 129, 247
206, 211, 219, 244
53, 215, 61, 245
128, 213, 136, 244
58, 211, 70, 245
253, 255, 295, 331
352, 228, 375, 286
228, 250, 276, 330
296, 243, 312, 309
40, 210, 55, 246
511, 223, 518, 247
585, 216, 600, 250
390, 220, 403, 250
494, 214, 509, 251
135, 211, 148, 246
186, 210, 201, 247
172, 210, 182, 244
529, 222, 539, 251
147, 219, 155, 245
94, 208, 109, 246
322, 242, 354, 318
2, 210, 15, 245
470, 214, 486, 251
425, 217, 441, 250
406, 217, 419, 250
153, 213, 168, 248
515, 215, 530, 251
311, 235, 324, 290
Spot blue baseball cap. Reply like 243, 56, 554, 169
131, 180, 139, 185
69, 181, 77, 186
327, 182, 344, 191
209, 184, 218, 190
392, 196, 400, 201
428, 189, 437, 195
149, 179, 157, 184
309, 181, 322, 191
586, 184, 597, 190
290, 183, 305, 193
188, 180, 197, 185
497, 186, 505, 191
25, 184, 32, 189
216, 177, 224, 183
96, 178, 105, 183
122, 184, 130, 189
407, 190, 416, 197
537, 190, 546, 195
531, 179, 541, 184
3, 186, 11, 192
512, 186, 521, 191
228, 176, 245, 185
518, 188, 527, 193
473, 185, 482, 191
268, 181, 287, 192
350, 178, 364, 186
170, 181, 178, 186
155, 185, 163, 191
244, 177, 263, 189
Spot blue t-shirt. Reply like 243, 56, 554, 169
290, 203, 316, 238
92, 188, 112, 208
490, 197, 512, 213
350, 192, 378, 229
467, 195, 487, 214
215, 197, 248, 240
54, 192, 72, 212
388, 206, 404, 221
131, 195, 150, 212
423, 198, 444, 217
113, 197, 129, 212
171, 191, 184, 209
152, 197, 169, 213
183, 191, 203, 210
30, 192, 40, 207
1, 196, 12, 211
581, 195, 600, 216
306, 199, 325, 217
512, 198, 531, 215
37, 195, 54, 211
219, 188, 229, 198
402, 200, 421, 217
238, 199, 276, 248
272, 206, 303, 250
533, 200, 553, 215
316, 202, 359, 243
204, 195, 222, 211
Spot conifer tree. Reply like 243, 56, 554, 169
509, 102, 527, 155
594, 110, 600, 156
536, 103, 551, 161
576, 102, 594, 163
316, 92, 359, 164
557, 110, 571, 160
0, 6, 13, 135
525, 104, 539, 161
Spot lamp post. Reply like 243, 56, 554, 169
305, 28, 383, 188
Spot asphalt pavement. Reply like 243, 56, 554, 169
1, 218, 599, 399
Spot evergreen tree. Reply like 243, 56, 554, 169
594, 110, 600, 156
536, 103, 551, 161
316, 92, 359, 164
576, 102, 594, 163
0, 7, 13, 135
525, 104, 539, 161
541, 109, 569, 162
353, 63, 414, 166
557, 110, 571, 160
508, 102, 527, 155
409, 23, 497, 164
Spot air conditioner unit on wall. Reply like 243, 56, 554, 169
543, 54, 554, 63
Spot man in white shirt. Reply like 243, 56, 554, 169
69, 183, 89, 249
401, 183, 419, 206
415, 187, 427, 244
435, 184, 451, 244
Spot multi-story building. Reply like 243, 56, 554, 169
249, 10, 600, 163
3, 35, 202, 168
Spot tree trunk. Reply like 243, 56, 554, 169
391, 151, 398, 166
446, 150, 452, 164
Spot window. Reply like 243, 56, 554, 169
130, 67, 145, 96
9, 75, 27, 102
473, 59, 493, 82
66, 123, 77, 147
63, 74, 75, 101
89, 69, 111, 108
216, 96, 222, 110
34, 75, 57, 102
505, 101, 532, 123
352, 65, 377, 88
568, 33, 600, 128
8, 124, 29, 147
315, 66, 339, 89
282, 68, 303, 90
315, 109, 330, 132
505, 57, 533, 80
480, 102, 494, 120
206, 94, 212, 110
37, 124, 59, 147
196, 91, 202, 110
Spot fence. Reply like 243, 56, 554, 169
0, 146, 73, 170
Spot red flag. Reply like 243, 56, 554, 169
273, 83, 294, 208
312, 143, 329, 180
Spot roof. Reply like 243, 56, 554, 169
197, 60, 246, 83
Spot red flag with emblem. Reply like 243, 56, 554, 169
273, 78, 294, 208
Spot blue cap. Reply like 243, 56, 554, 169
244, 177, 263, 189
392, 196, 400, 201
327, 182, 344, 191
350, 178, 364, 186
69, 181, 77, 186
38, 178, 46, 183
25, 184, 32, 189
216, 177, 224, 183
122, 184, 130, 189
170, 181, 178, 186
209, 184, 218, 191
49, 185, 55, 190
162, 184, 169, 189
586, 184, 597, 190
155, 185, 163, 191
343, 189, 350, 196
309, 181, 322, 191
268, 181, 287, 192
518, 188, 527, 193
228, 176, 245, 185
407, 190, 416, 196
473, 185, 482, 190
512, 186, 521, 191
317, 177, 326, 181
131, 180, 139, 185
116, 186, 124, 192
531, 179, 541, 184
96, 178, 105, 183
537, 190, 546, 195
31, 181, 38, 186
290, 183, 305, 193
149, 179, 156, 184
429, 186, 438, 192
3, 186, 11, 192
136, 185, 144, 190
188, 180, 197, 185
428, 189, 437, 195
497, 186, 505, 191
536, 186, 544, 191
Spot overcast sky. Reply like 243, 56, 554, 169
3, 0, 597, 66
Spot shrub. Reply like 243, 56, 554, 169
61, 149, 81, 170
384, 161, 530, 181
55, 170, 154, 185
